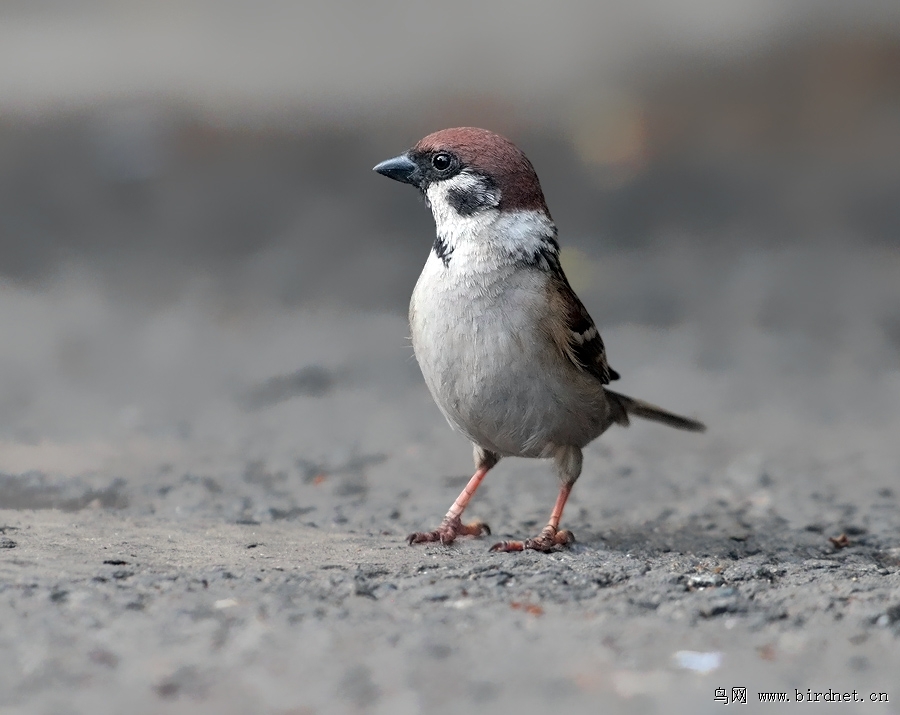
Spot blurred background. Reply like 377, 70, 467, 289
0, 1, 898, 505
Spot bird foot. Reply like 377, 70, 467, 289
489, 526, 574, 553
407, 515, 491, 546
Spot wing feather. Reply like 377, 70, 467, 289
545, 276, 619, 385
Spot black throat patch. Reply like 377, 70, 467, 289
433, 235, 453, 267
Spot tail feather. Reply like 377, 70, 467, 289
606, 389, 706, 432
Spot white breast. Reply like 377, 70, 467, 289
409, 228, 611, 457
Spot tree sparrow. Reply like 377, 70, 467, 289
374, 127, 704, 552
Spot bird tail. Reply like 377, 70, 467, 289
605, 389, 706, 432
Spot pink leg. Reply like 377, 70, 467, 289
408, 466, 492, 545
490, 482, 575, 553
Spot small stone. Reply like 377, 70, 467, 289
687, 572, 725, 589
673, 650, 722, 674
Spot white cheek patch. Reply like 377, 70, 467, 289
426, 171, 497, 218
426, 175, 499, 249
443, 171, 497, 199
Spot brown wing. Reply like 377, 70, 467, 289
545, 276, 620, 385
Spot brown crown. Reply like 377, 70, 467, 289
414, 127, 549, 213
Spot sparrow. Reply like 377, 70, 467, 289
374, 127, 704, 552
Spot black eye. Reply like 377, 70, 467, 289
431, 152, 453, 171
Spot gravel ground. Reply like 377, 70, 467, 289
1, 269, 899, 713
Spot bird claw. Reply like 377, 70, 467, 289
489, 527, 574, 553
407, 515, 490, 546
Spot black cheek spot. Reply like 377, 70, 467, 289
446, 175, 498, 217
446, 186, 486, 216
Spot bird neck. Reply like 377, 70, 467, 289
428, 207, 560, 275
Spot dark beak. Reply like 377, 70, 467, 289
373, 153, 420, 186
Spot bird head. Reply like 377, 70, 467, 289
374, 128, 556, 264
